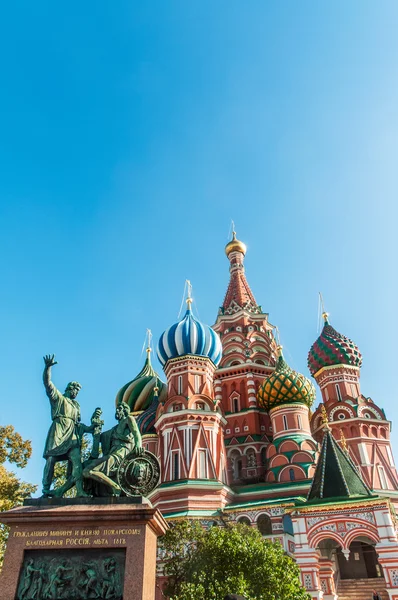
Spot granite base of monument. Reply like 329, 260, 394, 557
0, 497, 167, 600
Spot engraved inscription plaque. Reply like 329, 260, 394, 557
16, 548, 125, 599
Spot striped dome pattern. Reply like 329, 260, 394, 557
136, 394, 159, 435
258, 352, 315, 411
157, 307, 222, 367
116, 353, 167, 413
308, 318, 362, 376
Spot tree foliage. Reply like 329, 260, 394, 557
0, 425, 37, 569
159, 520, 310, 600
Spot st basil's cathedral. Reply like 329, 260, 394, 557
115, 231, 398, 600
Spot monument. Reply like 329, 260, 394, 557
0, 356, 167, 600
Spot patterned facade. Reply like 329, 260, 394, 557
116, 232, 398, 600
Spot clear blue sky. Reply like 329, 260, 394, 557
1, 1, 397, 490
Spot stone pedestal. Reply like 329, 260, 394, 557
0, 497, 167, 600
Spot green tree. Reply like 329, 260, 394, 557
0, 426, 37, 569
159, 520, 309, 600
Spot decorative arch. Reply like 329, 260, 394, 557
345, 528, 379, 548
269, 455, 289, 468
226, 359, 244, 367
279, 464, 306, 482
291, 452, 314, 464
358, 405, 382, 420
187, 396, 212, 410
329, 405, 355, 420
300, 440, 317, 451
256, 513, 272, 535
279, 439, 300, 453
237, 515, 252, 526
243, 446, 258, 455
310, 530, 344, 549
227, 447, 242, 458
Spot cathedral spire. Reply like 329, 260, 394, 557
307, 426, 372, 502
221, 230, 259, 314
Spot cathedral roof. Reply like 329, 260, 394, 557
307, 423, 372, 502
157, 294, 222, 367
115, 350, 167, 413
258, 348, 316, 411
136, 386, 160, 435
221, 231, 260, 314
308, 314, 362, 376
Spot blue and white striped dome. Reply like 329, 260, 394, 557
157, 307, 222, 367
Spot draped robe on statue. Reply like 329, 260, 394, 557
43, 383, 81, 459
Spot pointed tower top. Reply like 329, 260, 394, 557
307, 427, 372, 502
221, 231, 259, 313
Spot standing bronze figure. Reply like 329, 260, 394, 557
42, 354, 100, 497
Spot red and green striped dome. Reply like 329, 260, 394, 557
258, 349, 315, 411
115, 351, 167, 413
308, 315, 362, 376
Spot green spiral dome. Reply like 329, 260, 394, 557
115, 351, 167, 413
258, 350, 315, 412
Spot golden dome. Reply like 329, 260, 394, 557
225, 231, 247, 257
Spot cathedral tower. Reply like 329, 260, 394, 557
309, 313, 398, 493
258, 347, 318, 484
212, 231, 277, 485
150, 288, 232, 516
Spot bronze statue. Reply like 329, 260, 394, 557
41, 354, 160, 499
83, 403, 143, 495
42, 354, 101, 497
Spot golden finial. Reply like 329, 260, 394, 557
276, 344, 283, 357
186, 280, 193, 307
340, 430, 348, 452
321, 405, 330, 429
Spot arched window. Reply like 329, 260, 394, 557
257, 514, 272, 536
178, 376, 183, 395
289, 468, 295, 481
335, 384, 342, 402
260, 448, 267, 466
237, 516, 251, 526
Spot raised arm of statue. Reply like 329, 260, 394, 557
43, 354, 59, 401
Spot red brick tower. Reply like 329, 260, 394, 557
309, 312, 398, 493
151, 291, 232, 516
212, 231, 278, 485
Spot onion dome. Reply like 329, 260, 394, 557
308, 313, 362, 377
157, 295, 222, 367
225, 230, 247, 257
258, 347, 316, 411
115, 349, 167, 413
136, 386, 160, 435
